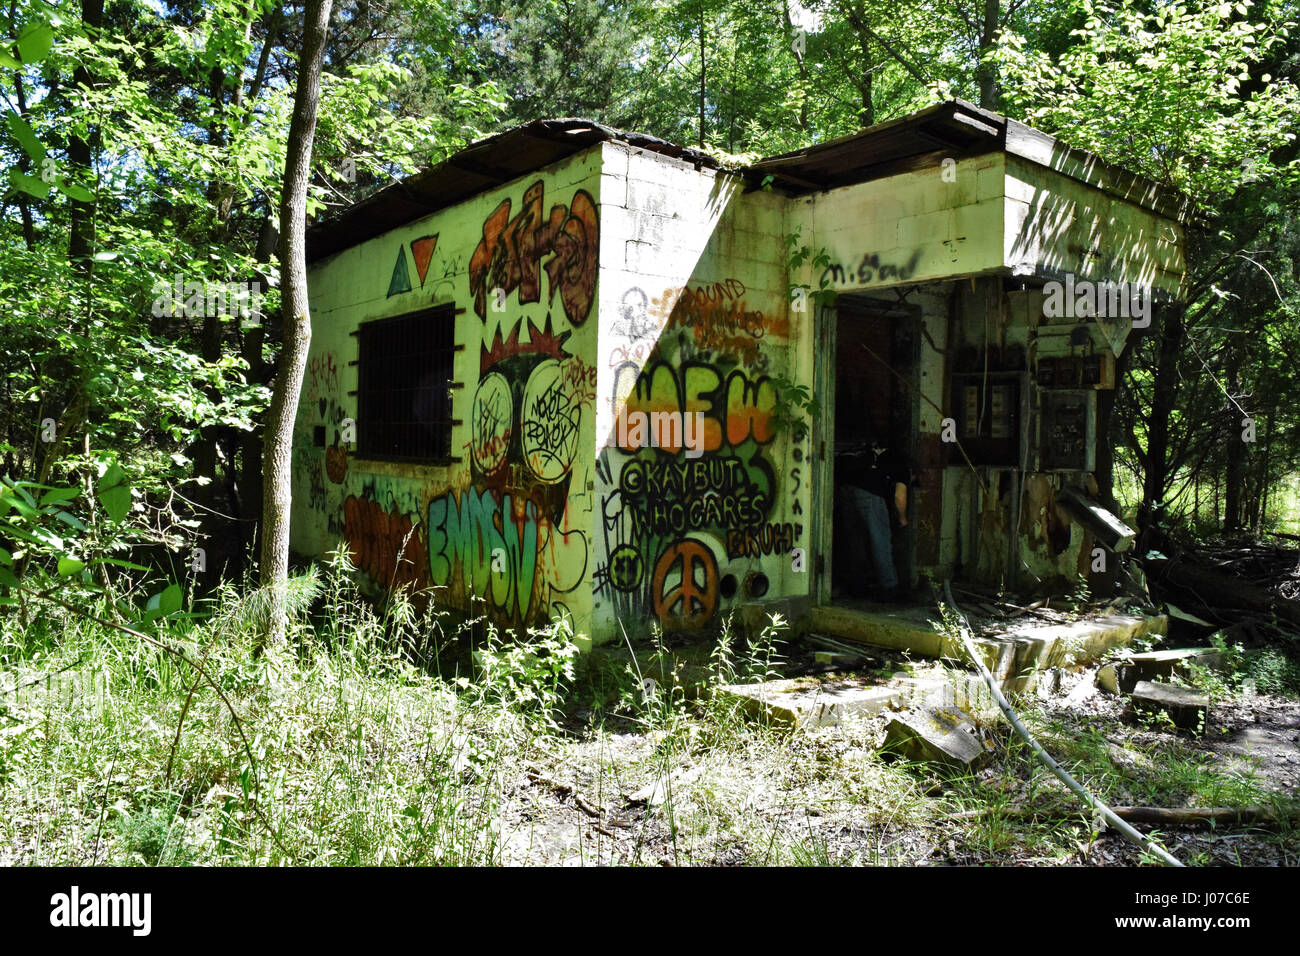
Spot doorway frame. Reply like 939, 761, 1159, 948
811, 292, 924, 605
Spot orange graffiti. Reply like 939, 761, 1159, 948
649, 278, 789, 365
305, 352, 339, 398
618, 361, 776, 454
469, 180, 599, 325
652, 539, 718, 630
344, 495, 430, 594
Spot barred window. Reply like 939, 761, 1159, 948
356, 305, 458, 462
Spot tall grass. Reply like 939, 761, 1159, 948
0, 553, 575, 865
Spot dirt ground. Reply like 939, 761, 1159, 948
487, 656, 1300, 867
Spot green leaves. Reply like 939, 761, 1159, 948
995, 0, 1300, 208
9, 169, 50, 199
57, 180, 94, 202
96, 464, 131, 524
144, 583, 183, 621
5, 112, 45, 162
0, 472, 193, 631
0, 20, 54, 68
15, 22, 54, 64
0, 478, 87, 586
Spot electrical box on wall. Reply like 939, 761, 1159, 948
1035, 389, 1096, 472
1036, 353, 1115, 389
948, 371, 1025, 466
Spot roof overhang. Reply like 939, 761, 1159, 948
748, 99, 1187, 222
306, 119, 718, 262
306, 101, 1187, 263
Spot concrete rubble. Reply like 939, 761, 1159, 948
882, 705, 993, 769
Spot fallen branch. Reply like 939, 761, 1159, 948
951, 804, 1296, 830
524, 765, 602, 818
1142, 553, 1300, 628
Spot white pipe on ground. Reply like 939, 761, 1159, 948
942, 580, 1183, 867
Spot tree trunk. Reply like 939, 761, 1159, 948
258, 0, 334, 649
239, 215, 278, 577
11, 66, 36, 250
854, 12, 874, 128
1256, 407, 1273, 533
976, 0, 1000, 109
1138, 304, 1185, 550
37, 0, 103, 488
67, 0, 104, 275
697, 4, 706, 149
783, 0, 809, 132
1223, 355, 1245, 532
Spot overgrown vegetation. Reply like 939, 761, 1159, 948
4, 584, 1297, 865
3, 0, 1300, 868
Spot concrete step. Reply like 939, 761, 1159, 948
716, 673, 954, 730
811, 603, 1168, 694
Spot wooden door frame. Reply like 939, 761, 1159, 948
814, 294, 924, 602
810, 298, 837, 606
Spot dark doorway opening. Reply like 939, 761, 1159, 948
831, 297, 919, 601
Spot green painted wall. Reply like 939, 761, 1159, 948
295, 137, 1187, 644
296, 148, 603, 645
591, 143, 801, 642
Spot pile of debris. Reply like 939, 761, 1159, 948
1141, 536, 1300, 644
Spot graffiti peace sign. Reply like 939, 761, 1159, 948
652, 539, 718, 631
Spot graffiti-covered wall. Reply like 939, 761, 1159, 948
295, 127, 1187, 644
592, 144, 807, 640
295, 149, 603, 644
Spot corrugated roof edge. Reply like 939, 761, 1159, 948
305, 118, 720, 262
307, 102, 1187, 263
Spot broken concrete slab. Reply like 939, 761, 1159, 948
809, 605, 944, 657
717, 673, 953, 730
1129, 680, 1209, 733
1097, 648, 1225, 695
1096, 662, 1124, 695
882, 706, 992, 769
811, 604, 1168, 696
995, 614, 1170, 693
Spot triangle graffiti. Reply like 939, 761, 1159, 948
387, 246, 412, 297
410, 234, 438, 288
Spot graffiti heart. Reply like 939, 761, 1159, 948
469, 180, 599, 326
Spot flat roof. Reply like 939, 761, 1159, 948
306, 119, 717, 261
307, 100, 1184, 263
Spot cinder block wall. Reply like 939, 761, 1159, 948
591, 142, 806, 642
298, 148, 604, 644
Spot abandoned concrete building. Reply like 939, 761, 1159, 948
293, 99, 1185, 650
